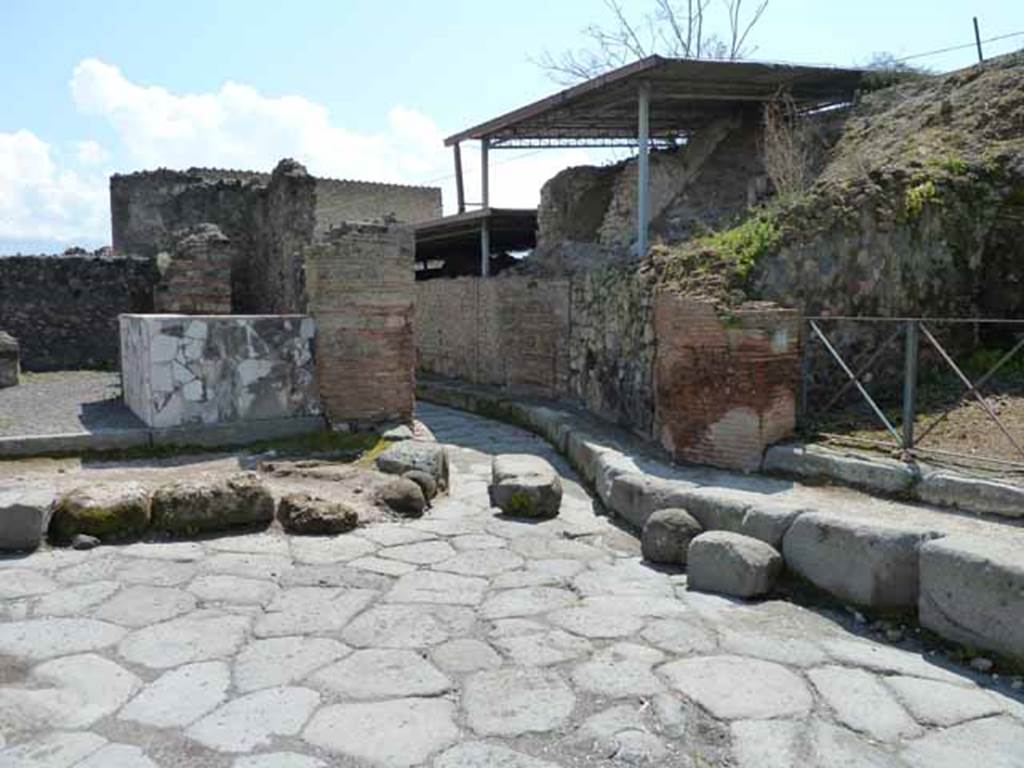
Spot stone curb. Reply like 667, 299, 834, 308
0, 416, 326, 459
763, 443, 1024, 520
417, 379, 1024, 663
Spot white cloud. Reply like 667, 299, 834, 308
2, 58, 599, 250
0, 130, 107, 246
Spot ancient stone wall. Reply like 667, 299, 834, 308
313, 179, 441, 234
414, 277, 572, 397
305, 224, 416, 426
153, 225, 233, 314
653, 294, 799, 471
0, 254, 159, 371
120, 314, 319, 428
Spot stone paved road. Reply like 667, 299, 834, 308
1, 403, 1023, 767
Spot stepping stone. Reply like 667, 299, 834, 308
151, 472, 275, 535
0, 487, 55, 552
658, 655, 812, 720
310, 649, 452, 699
278, 493, 357, 535
687, 531, 783, 599
641, 508, 702, 565
234, 637, 350, 692
376, 441, 450, 491
489, 454, 563, 518
463, 668, 576, 736
185, 686, 321, 753
49, 482, 151, 543
304, 697, 459, 767
119, 661, 231, 728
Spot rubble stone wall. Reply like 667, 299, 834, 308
0, 254, 159, 371
305, 224, 416, 426
153, 225, 233, 314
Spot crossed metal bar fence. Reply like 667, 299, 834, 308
800, 316, 1024, 471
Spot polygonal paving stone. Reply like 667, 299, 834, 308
571, 642, 666, 698
118, 661, 230, 728
481, 587, 577, 619
117, 558, 199, 587
821, 638, 964, 683
450, 533, 507, 550
202, 553, 292, 580
117, 610, 249, 669
572, 559, 675, 596
379, 540, 457, 565
433, 742, 563, 767
582, 594, 689, 619
463, 667, 576, 736
304, 697, 459, 768
901, 716, 1024, 768
188, 575, 280, 606
434, 549, 525, 577
310, 648, 452, 699
34, 581, 120, 617
289, 535, 376, 565
717, 629, 828, 668
640, 618, 718, 655
808, 665, 922, 742
53, 557, 119, 584
120, 541, 205, 561
206, 533, 290, 555
547, 606, 645, 639
430, 638, 502, 673
0, 653, 140, 729
883, 675, 1005, 727
808, 719, 906, 767
572, 706, 669, 765
347, 555, 417, 576
233, 754, 326, 768
493, 629, 593, 667
253, 587, 377, 637
0, 618, 126, 660
385, 571, 488, 605
354, 525, 435, 546
74, 743, 159, 768
509, 535, 608, 561
658, 655, 813, 720
0, 731, 107, 768
234, 636, 350, 692
342, 603, 475, 648
93, 585, 197, 627
281, 564, 391, 590
186, 686, 321, 753
0, 570, 57, 599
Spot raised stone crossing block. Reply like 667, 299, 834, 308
919, 535, 1024, 661
0, 487, 55, 551
489, 454, 563, 518
687, 531, 783, 598
120, 314, 320, 429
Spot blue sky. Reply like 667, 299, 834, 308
1, 0, 1021, 253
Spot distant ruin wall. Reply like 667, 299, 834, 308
0, 255, 159, 371
414, 277, 572, 397
305, 224, 416, 426
153, 225, 233, 314
313, 180, 441, 234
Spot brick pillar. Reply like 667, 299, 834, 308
304, 223, 415, 427
154, 224, 233, 314
653, 292, 799, 471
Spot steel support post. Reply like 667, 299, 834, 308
453, 143, 465, 214
902, 320, 919, 451
636, 83, 651, 259
480, 138, 490, 276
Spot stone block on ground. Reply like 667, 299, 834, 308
489, 454, 563, 518
375, 440, 449, 491
763, 443, 918, 496
49, 482, 151, 543
151, 472, 275, 535
0, 487, 54, 551
782, 513, 940, 610
687, 531, 783, 598
278, 494, 357, 535
377, 478, 427, 518
403, 470, 437, 500
917, 472, 1024, 519
919, 534, 1024, 662
0, 331, 19, 388
641, 508, 702, 565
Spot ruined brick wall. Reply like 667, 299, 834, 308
313, 180, 441, 233
0, 254, 158, 371
653, 293, 799, 471
305, 224, 416, 425
414, 277, 571, 397
153, 225, 233, 314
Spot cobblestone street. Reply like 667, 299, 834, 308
1, 403, 1022, 767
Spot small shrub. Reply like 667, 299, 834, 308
702, 212, 782, 279
904, 180, 940, 219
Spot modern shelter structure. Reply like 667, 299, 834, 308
414, 55, 863, 275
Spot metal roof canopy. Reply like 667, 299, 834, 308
445, 56, 864, 274
446, 56, 864, 148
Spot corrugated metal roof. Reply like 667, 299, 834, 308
445, 56, 864, 146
